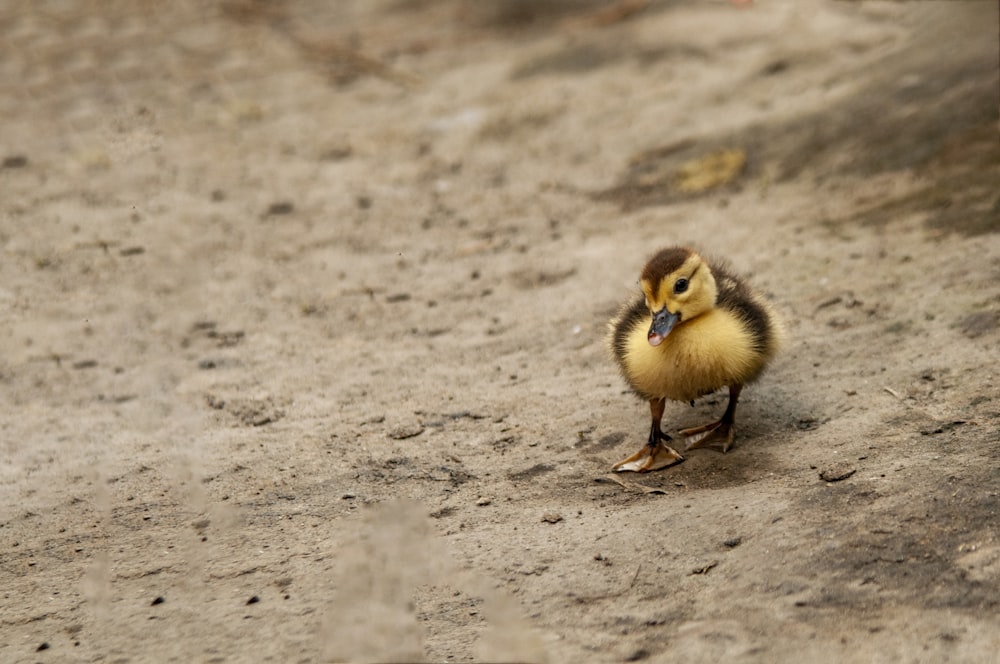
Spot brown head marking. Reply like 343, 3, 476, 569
640, 247, 693, 302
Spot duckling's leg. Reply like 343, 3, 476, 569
681, 385, 741, 452
613, 398, 685, 472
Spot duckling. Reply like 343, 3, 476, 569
608, 246, 782, 472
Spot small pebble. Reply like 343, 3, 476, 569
541, 512, 563, 524
246, 595, 260, 605
690, 560, 718, 575
819, 464, 857, 482
476, 497, 491, 506
151, 596, 165, 606
388, 421, 424, 440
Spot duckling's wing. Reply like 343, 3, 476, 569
713, 263, 780, 360
609, 295, 648, 369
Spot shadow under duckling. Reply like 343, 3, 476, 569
608, 246, 784, 472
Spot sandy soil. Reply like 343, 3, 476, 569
2, 1, 998, 662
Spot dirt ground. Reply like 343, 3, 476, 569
2, 1, 999, 662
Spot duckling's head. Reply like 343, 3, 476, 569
639, 247, 718, 347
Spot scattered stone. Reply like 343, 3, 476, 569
690, 560, 718, 575
36, 642, 50, 652
246, 595, 260, 605
475, 497, 491, 506
723, 537, 743, 548
151, 596, 165, 606
541, 512, 563, 524
819, 464, 857, 482
517, 564, 548, 576
226, 398, 284, 427
388, 421, 424, 440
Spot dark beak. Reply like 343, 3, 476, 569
648, 308, 680, 347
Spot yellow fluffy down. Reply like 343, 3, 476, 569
620, 307, 767, 402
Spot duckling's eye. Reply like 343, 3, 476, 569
673, 278, 689, 294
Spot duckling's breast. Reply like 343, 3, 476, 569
620, 308, 765, 402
